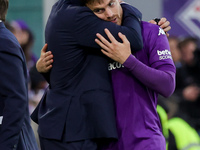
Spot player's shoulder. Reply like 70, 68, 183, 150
141, 21, 166, 38
141, 21, 160, 31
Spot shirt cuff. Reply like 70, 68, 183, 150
123, 54, 137, 69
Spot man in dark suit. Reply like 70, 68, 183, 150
31, 0, 144, 149
0, 0, 38, 150
33, 0, 172, 149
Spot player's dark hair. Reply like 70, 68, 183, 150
0, 0, 9, 22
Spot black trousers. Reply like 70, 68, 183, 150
39, 136, 98, 150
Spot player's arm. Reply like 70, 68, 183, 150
123, 55, 175, 97
37, 4, 171, 74
73, 3, 143, 51
37, 16, 172, 74
36, 3, 142, 74
73, 4, 171, 50
95, 28, 176, 97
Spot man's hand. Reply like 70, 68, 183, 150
95, 28, 131, 64
149, 17, 171, 37
36, 44, 53, 73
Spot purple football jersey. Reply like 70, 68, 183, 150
102, 21, 176, 150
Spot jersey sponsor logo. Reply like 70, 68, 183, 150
157, 49, 173, 60
157, 49, 171, 55
158, 27, 166, 36
108, 61, 124, 71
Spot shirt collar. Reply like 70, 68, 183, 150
0, 20, 2, 22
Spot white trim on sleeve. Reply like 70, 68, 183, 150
0, 116, 3, 124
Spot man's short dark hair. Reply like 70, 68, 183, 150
0, 0, 9, 22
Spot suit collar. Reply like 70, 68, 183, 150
0, 22, 5, 28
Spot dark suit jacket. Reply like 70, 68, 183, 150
0, 22, 38, 150
31, 0, 143, 142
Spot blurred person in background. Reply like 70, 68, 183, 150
11, 19, 38, 70
167, 36, 182, 101
176, 37, 200, 134
158, 36, 182, 119
29, 65, 48, 114
29, 65, 48, 148
160, 37, 200, 125
157, 100, 200, 150
168, 36, 182, 69
177, 37, 200, 89
0, 0, 38, 149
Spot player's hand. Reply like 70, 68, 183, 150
149, 17, 171, 37
36, 44, 53, 73
95, 28, 131, 64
